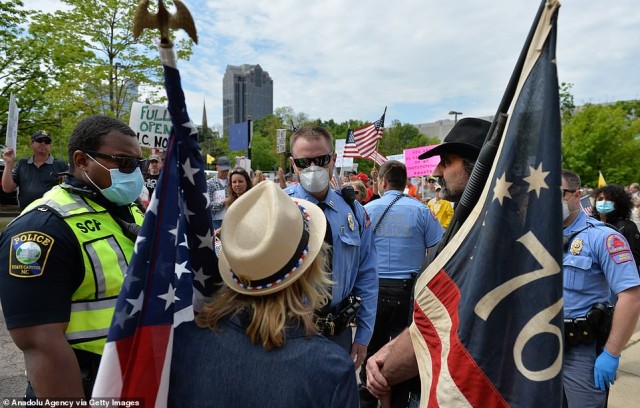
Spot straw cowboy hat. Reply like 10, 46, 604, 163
219, 181, 327, 296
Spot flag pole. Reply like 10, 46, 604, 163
372, 106, 387, 169
437, 0, 551, 251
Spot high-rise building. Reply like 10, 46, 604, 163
223, 64, 273, 133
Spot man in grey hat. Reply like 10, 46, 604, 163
365, 118, 491, 407
2, 130, 69, 209
206, 156, 232, 228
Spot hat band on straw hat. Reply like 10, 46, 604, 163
230, 203, 312, 291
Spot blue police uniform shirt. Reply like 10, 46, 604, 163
285, 184, 378, 346
563, 211, 640, 318
365, 190, 443, 279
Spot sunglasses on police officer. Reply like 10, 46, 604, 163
292, 154, 332, 169
33, 138, 52, 145
83, 150, 148, 174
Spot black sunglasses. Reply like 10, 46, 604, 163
562, 188, 577, 196
83, 150, 148, 174
33, 138, 52, 145
292, 154, 332, 169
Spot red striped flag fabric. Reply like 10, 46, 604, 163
92, 45, 219, 405
410, 1, 563, 406
369, 150, 388, 166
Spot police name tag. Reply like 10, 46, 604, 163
9, 231, 55, 278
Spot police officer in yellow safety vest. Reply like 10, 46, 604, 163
0, 115, 146, 400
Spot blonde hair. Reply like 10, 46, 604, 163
253, 170, 263, 186
196, 244, 332, 350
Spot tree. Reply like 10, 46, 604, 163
0, 2, 68, 139
1, 0, 195, 159
562, 100, 640, 187
274, 106, 309, 131
559, 82, 575, 124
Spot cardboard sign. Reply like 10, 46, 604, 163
5, 93, 19, 152
404, 145, 440, 177
276, 129, 287, 154
387, 153, 405, 163
129, 102, 172, 148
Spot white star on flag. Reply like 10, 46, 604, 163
126, 290, 144, 316
174, 261, 191, 279
493, 173, 513, 206
182, 157, 200, 185
197, 230, 214, 250
193, 267, 210, 287
158, 284, 180, 310
134, 235, 146, 254
182, 120, 198, 135
523, 163, 549, 198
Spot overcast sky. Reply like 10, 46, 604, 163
21, 0, 640, 128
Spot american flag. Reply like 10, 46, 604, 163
92, 46, 219, 405
353, 109, 386, 158
410, 1, 563, 406
343, 128, 361, 158
369, 150, 388, 166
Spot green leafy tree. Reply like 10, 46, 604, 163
562, 100, 640, 187
559, 82, 575, 124
1, 0, 195, 158
0, 1, 75, 157
249, 114, 284, 171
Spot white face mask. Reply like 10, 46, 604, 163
299, 165, 329, 193
562, 199, 570, 222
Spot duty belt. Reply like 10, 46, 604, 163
379, 278, 414, 288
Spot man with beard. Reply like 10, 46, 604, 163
365, 118, 491, 407
285, 126, 378, 371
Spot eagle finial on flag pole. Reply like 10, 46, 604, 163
133, 0, 198, 47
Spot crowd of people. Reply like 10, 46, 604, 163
0, 115, 639, 408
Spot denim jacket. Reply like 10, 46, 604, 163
169, 315, 359, 407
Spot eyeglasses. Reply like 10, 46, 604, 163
33, 138, 52, 145
562, 188, 577, 196
230, 168, 248, 175
292, 154, 332, 169
83, 150, 147, 174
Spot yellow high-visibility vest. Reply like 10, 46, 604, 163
23, 186, 144, 354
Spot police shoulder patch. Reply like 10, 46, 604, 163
606, 233, 632, 264
9, 231, 55, 278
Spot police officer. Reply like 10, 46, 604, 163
361, 160, 443, 407
0, 115, 145, 399
285, 126, 378, 369
561, 169, 640, 407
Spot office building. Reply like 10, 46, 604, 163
223, 64, 273, 133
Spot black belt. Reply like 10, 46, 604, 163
379, 278, 413, 288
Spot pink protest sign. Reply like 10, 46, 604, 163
404, 145, 440, 177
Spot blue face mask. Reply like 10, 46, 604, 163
596, 200, 615, 215
85, 155, 144, 206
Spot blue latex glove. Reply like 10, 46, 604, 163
594, 348, 620, 391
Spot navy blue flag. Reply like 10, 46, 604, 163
411, 1, 563, 406
229, 120, 250, 151
93, 47, 219, 404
